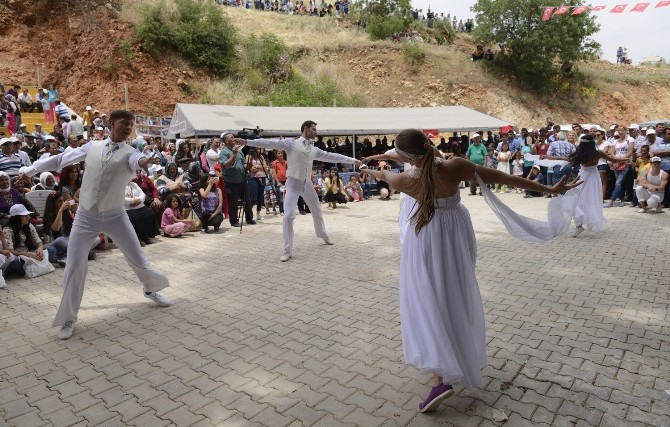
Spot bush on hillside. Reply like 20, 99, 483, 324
243, 34, 291, 84
135, 0, 236, 75
366, 14, 406, 41
431, 19, 455, 45
250, 73, 363, 107
403, 42, 426, 66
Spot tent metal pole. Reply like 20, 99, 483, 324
352, 134, 356, 171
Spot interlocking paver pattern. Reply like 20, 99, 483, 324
1, 190, 668, 426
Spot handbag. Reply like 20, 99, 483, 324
182, 208, 202, 232
20, 249, 55, 278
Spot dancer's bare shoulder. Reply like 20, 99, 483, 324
435, 157, 476, 182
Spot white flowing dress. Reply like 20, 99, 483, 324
398, 173, 577, 389
568, 165, 606, 231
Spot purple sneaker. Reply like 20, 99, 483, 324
418, 383, 454, 413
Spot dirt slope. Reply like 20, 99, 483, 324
2, 1, 668, 127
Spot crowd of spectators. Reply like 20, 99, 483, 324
217, 0, 350, 16
457, 120, 670, 212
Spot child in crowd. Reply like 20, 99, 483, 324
6, 107, 15, 135
512, 151, 524, 193
317, 170, 328, 202
161, 194, 193, 237
494, 142, 511, 193
0, 230, 16, 288
345, 175, 364, 202
264, 179, 278, 215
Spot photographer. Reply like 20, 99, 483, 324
198, 173, 224, 233
218, 132, 255, 227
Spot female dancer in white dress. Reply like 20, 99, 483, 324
542, 134, 629, 237
364, 130, 580, 412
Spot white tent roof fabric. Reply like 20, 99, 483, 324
168, 104, 512, 138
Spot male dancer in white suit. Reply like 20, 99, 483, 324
18, 110, 170, 340
235, 120, 361, 261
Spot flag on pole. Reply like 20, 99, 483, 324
631, 2, 650, 11
572, 5, 589, 15
423, 129, 441, 139
656, 0, 670, 7
610, 4, 627, 12
553, 5, 571, 14
592, 5, 607, 11
542, 6, 555, 21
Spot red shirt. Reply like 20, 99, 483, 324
535, 143, 549, 156
272, 160, 287, 182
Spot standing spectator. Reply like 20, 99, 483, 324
271, 150, 288, 214
82, 106, 95, 137
246, 148, 268, 221
46, 84, 58, 112
494, 141, 511, 193
218, 132, 255, 227
616, 46, 623, 64
41, 93, 54, 124
511, 152, 524, 193
66, 114, 84, 140
465, 133, 486, 195
604, 128, 634, 208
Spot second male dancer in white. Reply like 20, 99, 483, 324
236, 120, 361, 262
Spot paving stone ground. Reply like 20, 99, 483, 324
1, 190, 669, 427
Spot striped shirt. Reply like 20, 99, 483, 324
0, 153, 24, 176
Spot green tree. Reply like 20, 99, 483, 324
472, 0, 600, 90
357, 0, 413, 40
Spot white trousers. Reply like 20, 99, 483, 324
635, 186, 664, 208
52, 207, 169, 326
282, 178, 328, 255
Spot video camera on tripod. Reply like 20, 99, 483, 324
236, 127, 262, 140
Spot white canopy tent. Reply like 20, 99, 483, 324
168, 104, 513, 138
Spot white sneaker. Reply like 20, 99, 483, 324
572, 226, 584, 237
656, 206, 663, 213
280, 253, 291, 262
57, 320, 75, 340
323, 237, 334, 245
0, 275, 6, 289
144, 291, 171, 307
636, 208, 647, 213
256, 215, 263, 221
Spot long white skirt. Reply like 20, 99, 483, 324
570, 165, 606, 231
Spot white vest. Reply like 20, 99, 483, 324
79, 141, 135, 212
286, 137, 317, 182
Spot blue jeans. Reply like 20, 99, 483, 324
4, 257, 24, 276
361, 182, 372, 198
552, 164, 574, 186
610, 167, 629, 202
48, 236, 68, 262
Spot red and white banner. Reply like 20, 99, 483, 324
631, 2, 650, 11
541, 1, 670, 19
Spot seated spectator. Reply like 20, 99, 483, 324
523, 165, 545, 198
3, 204, 50, 276
345, 174, 364, 202
636, 157, 668, 213
484, 49, 495, 61
198, 174, 224, 233
0, 172, 38, 227
42, 191, 97, 264
0, 137, 23, 177
124, 180, 160, 246
0, 230, 17, 288
57, 164, 81, 202
132, 170, 163, 226
160, 195, 193, 238
18, 89, 35, 113
472, 45, 484, 61
31, 172, 56, 191
358, 170, 372, 199
324, 168, 347, 208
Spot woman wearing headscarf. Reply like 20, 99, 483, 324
0, 172, 39, 226
155, 163, 201, 217
125, 178, 160, 246
133, 170, 163, 227
31, 172, 56, 191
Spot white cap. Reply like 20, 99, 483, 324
532, 164, 540, 170
0, 138, 10, 146
651, 156, 662, 163
34, 123, 42, 127
9, 204, 33, 217
96, 126, 104, 131
86, 106, 92, 111
9, 137, 19, 143
628, 124, 640, 130
609, 125, 616, 130
646, 128, 656, 135
44, 135, 56, 141
19, 123, 26, 128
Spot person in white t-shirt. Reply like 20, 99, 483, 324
206, 137, 221, 171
